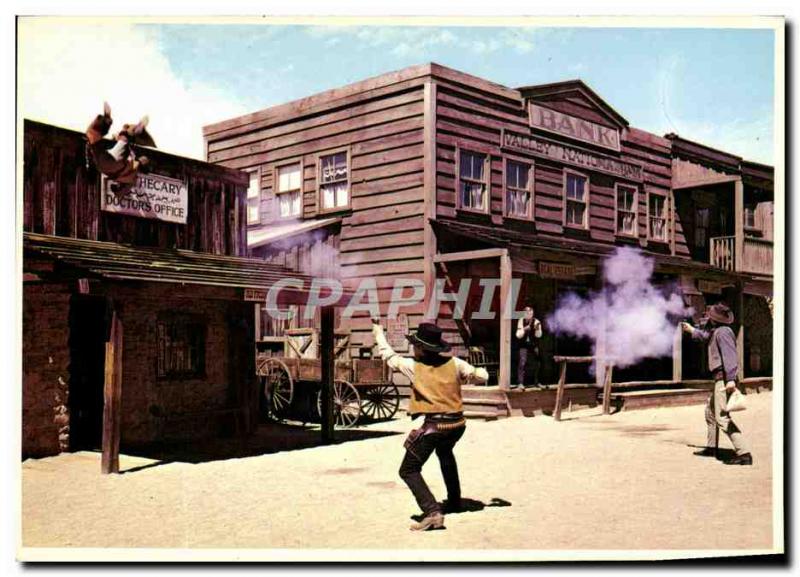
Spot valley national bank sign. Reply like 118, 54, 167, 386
101, 173, 188, 224
501, 129, 644, 182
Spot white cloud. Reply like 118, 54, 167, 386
303, 25, 540, 59
18, 18, 249, 160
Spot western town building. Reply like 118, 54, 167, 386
204, 62, 774, 413
21, 120, 328, 466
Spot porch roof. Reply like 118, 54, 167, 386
430, 218, 745, 280
24, 232, 353, 300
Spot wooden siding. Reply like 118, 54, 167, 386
432, 78, 676, 255
207, 76, 429, 350
23, 120, 248, 255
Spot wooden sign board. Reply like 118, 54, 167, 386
539, 261, 576, 280
244, 288, 268, 301
697, 279, 723, 294
501, 129, 643, 182
101, 173, 188, 224
529, 103, 621, 152
386, 313, 409, 352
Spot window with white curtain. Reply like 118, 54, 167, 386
276, 162, 302, 218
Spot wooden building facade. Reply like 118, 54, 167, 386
203, 63, 775, 390
21, 120, 318, 463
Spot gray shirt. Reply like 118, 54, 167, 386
692, 325, 739, 382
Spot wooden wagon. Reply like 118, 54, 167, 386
256, 328, 400, 428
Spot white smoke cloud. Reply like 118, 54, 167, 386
17, 18, 248, 160
548, 247, 689, 373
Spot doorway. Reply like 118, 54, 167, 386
68, 295, 108, 450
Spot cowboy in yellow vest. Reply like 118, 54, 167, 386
372, 319, 489, 531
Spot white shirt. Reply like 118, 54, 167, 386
515, 317, 542, 340
372, 324, 489, 385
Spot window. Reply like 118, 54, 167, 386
247, 170, 261, 225
157, 316, 206, 379
695, 207, 710, 248
564, 171, 588, 228
648, 193, 668, 241
505, 159, 533, 219
318, 150, 349, 211
276, 162, 302, 218
615, 184, 637, 236
458, 150, 488, 212
744, 206, 757, 229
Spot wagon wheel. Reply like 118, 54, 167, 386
317, 380, 361, 429
360, 384, 400, 421
261, 358, 294, 418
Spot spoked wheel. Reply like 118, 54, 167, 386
317, 380, 361, 429
360, 384, 400, 421
261, 358, 294, 419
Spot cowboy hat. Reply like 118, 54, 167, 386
406, 322, 452, 353
706, 302, 734, 325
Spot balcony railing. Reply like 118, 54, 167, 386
710, 236, 773, 275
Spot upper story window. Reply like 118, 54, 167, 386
276, 162, 302, 219
564, 171, 588, 229
505, 159, 533, 219
695, 207, 710, 248
247, 169, 261, 225
648, 192, 668, 242
615, 184, 638, 236
744, 206, 757, 230
319, 150, 350, 212
458, 150, 488, 212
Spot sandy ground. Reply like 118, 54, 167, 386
21, 392, 778, 556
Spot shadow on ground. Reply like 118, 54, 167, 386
410, 497, 512, 521
118, 421, 403, 473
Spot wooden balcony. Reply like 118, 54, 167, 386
710, 235, 773, 276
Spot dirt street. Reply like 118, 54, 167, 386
21, 391, 778, 559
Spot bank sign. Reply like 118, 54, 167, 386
529, 103, 621, 152
501, 129, 644, 182
101, 173, 188, 224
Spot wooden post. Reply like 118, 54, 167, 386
601, 364, 614, 415
499, 250, 513, 391
320, 305, 335, 444
422, 81, 438, 317
735, 282, 745, 381
553, 360, 567, 421
672, 323, 683, 384
734, 178, 744, 272
101, 309, 123, 474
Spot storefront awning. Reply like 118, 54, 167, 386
248, 217, 341, 250
430, 218, 749, 280
23, 232, 353, 303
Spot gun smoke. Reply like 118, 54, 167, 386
547, 247, 689, 375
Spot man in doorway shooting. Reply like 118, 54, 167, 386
681, 302, 753, 466
372, 319, 488, 531
515, 305, 543, 389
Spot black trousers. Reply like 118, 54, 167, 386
398, 425, 465, 515
517, 347, 540, 386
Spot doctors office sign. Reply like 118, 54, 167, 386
501, 129, 644, 182
101, 173, 188, 224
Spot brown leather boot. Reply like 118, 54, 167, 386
409, 512, 444, 531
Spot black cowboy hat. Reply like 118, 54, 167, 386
406, 322, 452, 353
706, 302, 734, 325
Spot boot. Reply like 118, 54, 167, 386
410, 512, 444, 531
724, 453, 753, 466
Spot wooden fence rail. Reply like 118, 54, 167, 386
552, 356, 614, 421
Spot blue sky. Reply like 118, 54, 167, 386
18, 21, 776, 163
149, 24, 775, 162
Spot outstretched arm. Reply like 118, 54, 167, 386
372, 320, 415, 382
454, 358, 489, 386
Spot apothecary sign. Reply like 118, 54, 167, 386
529, 103, 621, 152
101, 173, 188, 224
